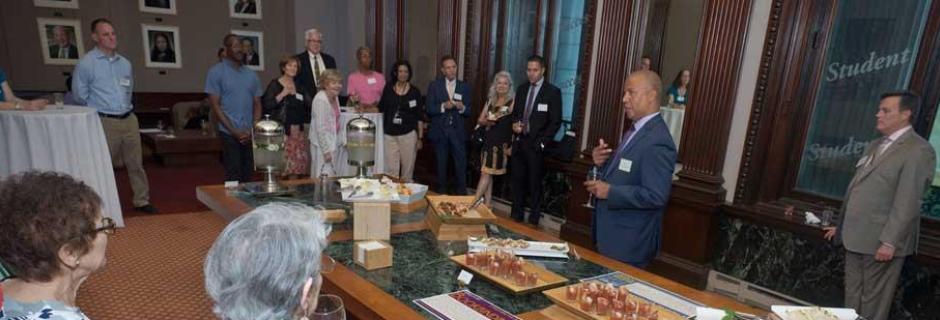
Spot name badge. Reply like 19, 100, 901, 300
409, 100, 417, 108
856, 156, 869, 167
393, 118, 403, 125
537, 103, 548, 112
618, 159, 633, 173
294, 93, 303, 100
120, 78, 131, 87
453, 93, 463, 101
367, 77, 377, 85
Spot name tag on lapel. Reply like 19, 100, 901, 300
856, 156, 869, 167
294, 93, 304, 100
409, 100, 417, 107
120, 78, 131, 87
618, 159, 633, 173
537, 103, 548, 112
367, 77, 377, 85
453, 93, 463, 101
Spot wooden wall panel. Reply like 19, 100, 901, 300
583, 0, 634, 150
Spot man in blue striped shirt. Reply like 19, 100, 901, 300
72, 18, 157, 214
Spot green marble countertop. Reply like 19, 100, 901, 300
235, 182, 629, 317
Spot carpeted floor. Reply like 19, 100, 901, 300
76, 211, 225, 319
113, 159, 225, 217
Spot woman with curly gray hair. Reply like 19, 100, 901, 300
204, 203, 333, 320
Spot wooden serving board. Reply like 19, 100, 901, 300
450, 254, 567, 295
542, 285, 685, 320
427, 195, 498, 224
316, 208, 347, 223
424, 210, 487, 241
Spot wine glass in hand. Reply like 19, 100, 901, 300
583, 166, 600, 209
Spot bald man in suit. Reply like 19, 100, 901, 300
585, 71, 677, 268
825, 91, 935, 320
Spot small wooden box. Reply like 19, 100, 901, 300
424, 207, 488, 241
353, 240, 393, 270
353, 202, 391, 240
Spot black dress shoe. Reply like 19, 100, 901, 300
134, 204, 159, 214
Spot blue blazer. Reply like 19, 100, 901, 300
425, 77, 472, 142
592, 114, 677, 267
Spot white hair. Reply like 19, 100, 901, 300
204, 203, 331, 320
304, 28, 322, 39
487, 71, 515, 104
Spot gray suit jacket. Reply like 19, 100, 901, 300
836, 129, 935, 257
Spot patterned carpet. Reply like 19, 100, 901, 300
76, 211, 226, 319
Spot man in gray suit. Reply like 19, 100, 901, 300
825, 91, 936, 320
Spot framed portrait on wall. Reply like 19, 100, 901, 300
142, 24, 182, 69
34, 0, 79, 9
229, 0, 262, 20
231, 30, 263, 71
37, 18, 85, 65
139, 0, 176, 15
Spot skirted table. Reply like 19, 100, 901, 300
0, 106, 124, 227
197, 179, 763, 319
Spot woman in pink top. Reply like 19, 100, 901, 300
346, 46, 385, 113
310, 69, 344, 177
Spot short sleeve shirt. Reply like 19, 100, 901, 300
204, 60, 263, 134
346, 71, 385, 105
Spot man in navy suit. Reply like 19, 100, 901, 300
511, 55, 562, 225
426, 55, 471, 194
585, 70, 677, 268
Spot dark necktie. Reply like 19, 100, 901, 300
523, 83, 537, 134
313, 55, 322, 87
604, 124, 637, 177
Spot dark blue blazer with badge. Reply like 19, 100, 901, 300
592, 114, 677, 267
425, 77, 472, 142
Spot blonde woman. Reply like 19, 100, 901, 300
472, 71, 515, 207
309, 69, 343, 177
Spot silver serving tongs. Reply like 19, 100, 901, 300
468, 196, 486, 210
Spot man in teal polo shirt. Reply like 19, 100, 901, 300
205, 34, 262, 182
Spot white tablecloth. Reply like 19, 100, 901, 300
661, 107, 685, 151
335, 111, 385, 176
0, 106, 124, 227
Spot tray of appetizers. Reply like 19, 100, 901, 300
451, 250, 567, 295
427, 195, 497, 224
338, 177, 401, 202
467, 236, 570, 259
543, 281, 687, 320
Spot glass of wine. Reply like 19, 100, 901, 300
311, 294, 346, 320
156, 120, 165, 132
583, 166, 600, 208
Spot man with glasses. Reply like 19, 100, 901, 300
585, 70, 677, 268
295, 28, 337, 104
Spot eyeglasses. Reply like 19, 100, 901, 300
321, 255, 336, 274
92, 217, 116, 235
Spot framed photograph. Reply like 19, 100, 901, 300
231, 30, 263, 71
37, 18, 85, 65
34, 0, 79, 9
229, 0, 262, 20
139, 0, 176, 15
142, 24, 181, 69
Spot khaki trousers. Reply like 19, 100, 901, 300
844, 250, 904, 320
100, 114, 150, 207
383, 131, 417, 182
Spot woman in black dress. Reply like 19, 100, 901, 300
472, 71, 514, 206
262, 56, 310, 179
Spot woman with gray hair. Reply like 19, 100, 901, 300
471, 71, 515, 207
204, 203, 334, 320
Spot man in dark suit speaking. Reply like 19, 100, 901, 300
585, 70, 677, 268
510, 55, 562, 226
